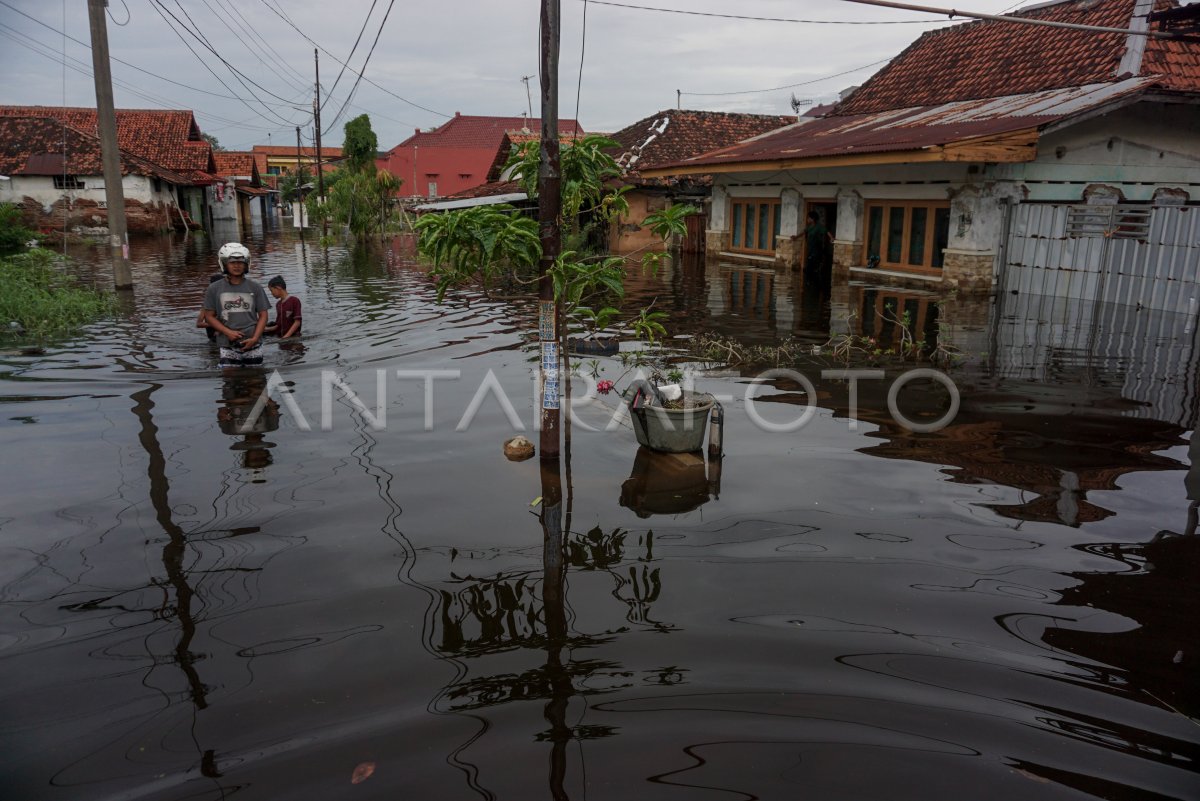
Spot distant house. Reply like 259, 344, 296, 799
250, 145, 343, 179
377, 112, 583, 200
642, 0, 1200, 309
0, 105, 219, 231
0, 115, 194, 235
212, 151, 270, 227
605, 109, 795, 254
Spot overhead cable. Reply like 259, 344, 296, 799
322, 0, 397, 135
576, 0, 942, 24
258, 0, 450, 119
681, 58, 893, 97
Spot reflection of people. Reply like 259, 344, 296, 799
203, 243, 269, 369
195, 273, 224, 341
265, 275, 302, 339
216, 370, 278, 470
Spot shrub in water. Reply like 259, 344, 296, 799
0, 249, 116, 338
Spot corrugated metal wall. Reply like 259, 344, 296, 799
1003, 203, 1200, 315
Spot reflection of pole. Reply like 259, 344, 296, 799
314, 48, 327, 238
539, 459, 571, 800
538, 0, 562, 459
131, 385, 209, 711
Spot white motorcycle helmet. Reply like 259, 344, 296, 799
217, 242, 251, 273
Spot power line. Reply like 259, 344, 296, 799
147, 0, 301, 127
682, 58, 892, 97
576, 0, 943, 25
321, 0, 398, 135
574, 0, 588, 129
325, 0, 380, 103
0, 1, 307, 110
210, 0, 312, 89
258, 0, 451, 119
196, 0, 310, 96
0, 25, 296, 132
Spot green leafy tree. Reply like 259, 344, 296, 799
342, 114, 379, 175
201, 133, 224, 152
279, 167, 312, 203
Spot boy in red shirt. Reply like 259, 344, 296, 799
266, 275, 302, 339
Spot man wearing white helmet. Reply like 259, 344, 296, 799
202, 243, 269, 368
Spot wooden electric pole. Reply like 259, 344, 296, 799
313, 48, 327, 237
87, 0, 132, 289
295, 126, 305, 241
537, 0, 562, 460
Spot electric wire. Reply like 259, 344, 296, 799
196, 0, 310, 97
258, 0, 450, 119
210, 0, 312, 89
575, 0, 943, 25
324, 0, 380, 106
574, 0, 587, 134
147, 0, 303, 127
157, 0, 304, 106
0, 25, 296, 132
321, 0, 398, 136
107, 0, 131, 26
681, 57, 893, 97
0, 1, 309, 110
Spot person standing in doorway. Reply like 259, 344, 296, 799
265, 275, 302, 339
804, 210, 828, 276
203, 242, 269, 369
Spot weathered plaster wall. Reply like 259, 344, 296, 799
0, 174, 173, 209
989, 102, 1200, 202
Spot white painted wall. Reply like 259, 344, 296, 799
209, 178, 238, 222
0, 173, 177, 210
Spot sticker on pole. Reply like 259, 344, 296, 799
539, 300, 556, 340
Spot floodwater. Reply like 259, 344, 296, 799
1, 224, 1197, 800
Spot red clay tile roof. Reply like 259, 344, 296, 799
838, 0, 1200, 115
0, 115, 190, 184
607, 109, 795, 174
213, 151, 258, 178
0, 105, 216, 176
389, 114, 583, 151
446, 179, 525, 200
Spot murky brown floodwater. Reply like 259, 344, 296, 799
1, 222, 1197, 800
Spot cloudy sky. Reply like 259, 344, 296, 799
0, 0, 1107, 150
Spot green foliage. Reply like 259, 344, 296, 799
201, 133, 224, 152
308, 168, 402, 237
0, 249, 116, 338
342, 114, 379, 175
279, 167, 312, 203
0, 204, 38, 256
631, 308, 668, 344
414, 205, 539, 299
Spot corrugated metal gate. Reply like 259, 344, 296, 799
1002, 203, 1200, 315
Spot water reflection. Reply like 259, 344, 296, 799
216, 369, 278, 471
619, 447, 721, 517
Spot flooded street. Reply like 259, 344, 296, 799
1, 225, 1197, 800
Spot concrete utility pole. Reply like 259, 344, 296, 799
294, 126, 305, 238
313, 48, 327, 237
537, 0, 562, 460
87, 0, 132, 289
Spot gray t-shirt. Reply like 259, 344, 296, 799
203, 277, 269, 348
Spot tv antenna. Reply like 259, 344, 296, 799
521, 75, 535, 121
790, 93, 814, 114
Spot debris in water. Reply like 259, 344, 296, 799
351, 762, 376, 784
504, 435, 535, 461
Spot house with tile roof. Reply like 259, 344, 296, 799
212, 151, 271, 228
641, 0, 1200, 310
0, 105, 218, 232
604, 109, 796, 254
250, 145, 344, 181
0, 115, 195, 235
377, 112, 583, 199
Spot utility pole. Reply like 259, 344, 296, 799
313, 48, 327, 237
87, 0, 132, 289
537, 0, 562, 460
294, 126, 304, 239
677, 89, 681, 110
